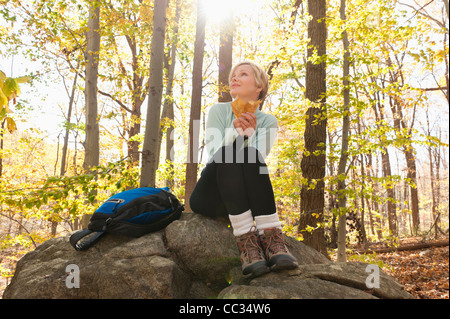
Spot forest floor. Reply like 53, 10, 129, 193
1, 235, 448, 299
375, 238, 448, 299
347, 235, 449, 299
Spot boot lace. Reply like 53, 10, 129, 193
263, 228, 288, 255
237, 230, 263, 262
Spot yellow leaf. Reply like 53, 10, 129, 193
2, 77, 20, 100
0, 70, 6, 83
0, 89, 7, 109
5, 117, 17, 133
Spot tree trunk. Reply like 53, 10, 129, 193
404, 148, 419, 234
428, 142, 437, 235
426, 111, 442, 238
118, 33, 145, 165
0, 120, 5, 177
165, 102, 175, 189
184, 0, 206, 211
337, 0, 350, 263
386, 57, 419, 235
162, 0, 181, 189
60, 65, 78, 177
100, 15, 146, 166
83, 4, 100, 172
298, 0, 328, 257
358, 146, 368, 245
140, 0, 169, 187
372, 84, 397, 237
126, 33, 146, 165
358, 240, 449, 254
327, 131, 338, 248
52, 68, 78, 235
82, 3, 101, 229
381, 148, 397, 236
157, 0, 181, 185
433, 135, 441, 238
365, 153, 378, 239
218, 10, 234, 102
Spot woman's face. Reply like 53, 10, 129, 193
229, 64, 262, 102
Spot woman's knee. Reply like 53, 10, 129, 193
189, 188, 200, 213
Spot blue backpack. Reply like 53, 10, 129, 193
70, 187, 184, 251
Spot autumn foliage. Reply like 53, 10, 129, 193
1, 0, 448, 298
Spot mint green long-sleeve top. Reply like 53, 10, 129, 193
205, 102, 278, 162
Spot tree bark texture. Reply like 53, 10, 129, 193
358, 240, 449, 254
298, 0, 328, 257
82, 4, 101, 229
218, 11, 234, 102
337, 0, 350, 263
83, 4, 100, 172
162, 0, 181, 189
60, 64, 78, 177
184, 0, 206, 211
140, 0, 169, 187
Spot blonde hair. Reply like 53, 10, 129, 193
228, 61, 269, 102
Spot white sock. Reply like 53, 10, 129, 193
254, 213, 282, 235
228, 209, 254, 237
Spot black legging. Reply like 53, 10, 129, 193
189, 140, 276, 218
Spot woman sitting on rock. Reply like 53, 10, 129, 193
190, 61, 298, 278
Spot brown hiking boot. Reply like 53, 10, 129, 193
235, 228, 270, 278
260, 228, 298, 271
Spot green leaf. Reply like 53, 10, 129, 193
14, 76, 31, 84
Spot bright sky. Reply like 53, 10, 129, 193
1, 0, 271, 145
0, 54, 66, 140
202, 0, 266, 24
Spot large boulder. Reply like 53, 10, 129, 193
3, 212, 412, 299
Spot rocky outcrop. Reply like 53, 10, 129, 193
3, 212, 412, 299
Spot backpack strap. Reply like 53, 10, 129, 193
69, 229, 105, 251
